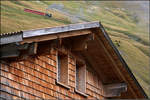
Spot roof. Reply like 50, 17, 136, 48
0, 21, 99, 45
0, 21, 148, 98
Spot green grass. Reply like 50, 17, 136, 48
1, 1, 149, 97
111, 36, 149, 97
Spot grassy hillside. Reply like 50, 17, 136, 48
1, 1, 149, 97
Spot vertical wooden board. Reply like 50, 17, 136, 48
58, 54, 69, 85
87, 70, 93, 85
68, 57, 75, 65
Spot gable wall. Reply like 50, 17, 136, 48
0, 47, 105, 99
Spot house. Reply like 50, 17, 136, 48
0, 21, 148, 99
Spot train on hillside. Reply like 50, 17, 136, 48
24, 8, 52, 18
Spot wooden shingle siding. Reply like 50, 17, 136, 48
86, 70, 105, 98
0, 47, 105, 99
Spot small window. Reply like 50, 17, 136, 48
76, 62, 86, 94
57, 52, 69, 86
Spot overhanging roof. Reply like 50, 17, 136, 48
0, 21, 100, 45
0, 21, 148, 98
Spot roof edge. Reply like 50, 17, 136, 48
0, 21, 100, 45
98, 22, 148, 98
23, 21, 100, 38
0, 31, 23, 45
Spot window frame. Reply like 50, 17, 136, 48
75, 61, 87, 97
56, 51, 70, 89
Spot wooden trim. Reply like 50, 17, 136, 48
75, 58, 87, 96
28, 42, 38, 55
75, 89, 88, 97
56, 49, 70, 88
97, 24, 148, 98
67, 54, 69, 88
71, 34, 94, 52
0, 43, 38, 59
21, 29, 91, 44
56, 81, 70, 90
103, 83, 127, 97
84, 65, 87, 94
23, 21, 100, 38
94, 33, 138, 98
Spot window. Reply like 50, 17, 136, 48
75, 61, 87, 96
56, 51, 69, 89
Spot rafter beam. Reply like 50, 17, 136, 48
71, 34, 94, 51
23, 21, 100, 38
103, 83, 127, 97
0, 43, 38, 59
21, 29, 91, 44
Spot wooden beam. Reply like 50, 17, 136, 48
18, 43, 29, 50
28, 42, 38, 55
52, 41, 86, 65
0, 49, 20, 58
72, 52, 85, 65
71, 42, 87, 51
103, 83, 127, 97
0, 44, 20, 58
21, 29, 91, 44
71, 34, 94, 51
94, 32, 138, 98
0, 43, 38, 59
23, 21, 100, 38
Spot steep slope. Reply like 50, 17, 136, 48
0, 1, 149, 97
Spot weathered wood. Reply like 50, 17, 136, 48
28, 42, 38, 55
75, 63, 86, 93
18, 43, 29, 50
75, 89, 88, 97
0, 49, 20, 58
23, 21, 100, 38
72, 42, 87, 51
0, 43, 38, 59
104, 83, 127, 97
21, 29, 91, 44
71, 37, 87, 52
94, 32, 139, 98
71, 34, 94, 51
0, 21, 147, 99
0, 44, 20, 58
55, 46, 68, 55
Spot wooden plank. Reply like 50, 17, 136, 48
0, 43, 38, 59
23, 21, 100, 38
0, 50, 20, 58
21, 29, 91, 44
94, 31, 139, 98
0, 44, 20, 58
71, 34, 94, 51
28, 42, 38, 55
104, 83, 127, 90
103, 83, 127, 97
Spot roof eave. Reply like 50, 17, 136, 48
98, 23, 148, 98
